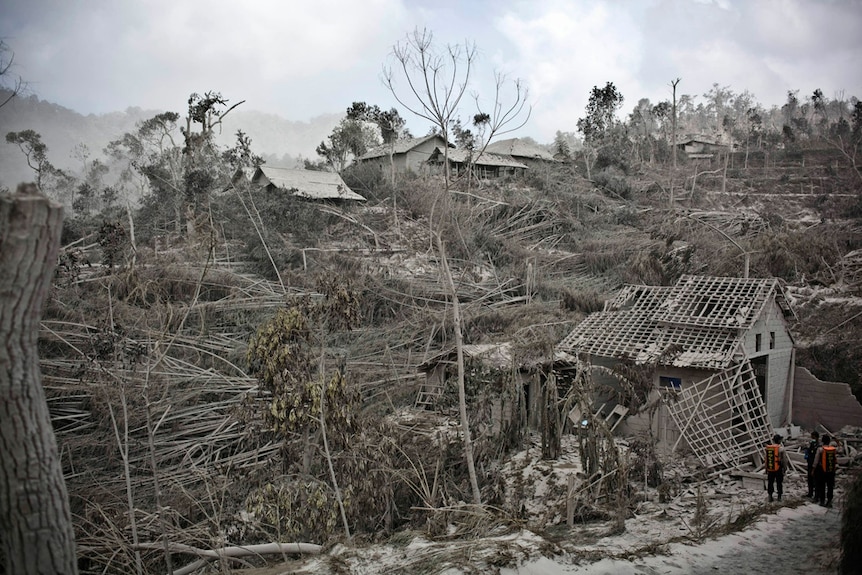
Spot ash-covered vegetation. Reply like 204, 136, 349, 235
5, 54, 862, 573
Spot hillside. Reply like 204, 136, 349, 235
0, 89, 340, 189
19, 136, 860, 573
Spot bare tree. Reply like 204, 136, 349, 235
465, 73, 531, 187
0, 186, 78, 574
0, 40, 24, 109
384, 28, 477, 189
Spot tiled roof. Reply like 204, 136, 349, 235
791, 367, 862, 431
557, 275, 792, 369
485, 138, 557, 161
251, 166, 366, 201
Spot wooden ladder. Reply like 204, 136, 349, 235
415, 382, 445, 410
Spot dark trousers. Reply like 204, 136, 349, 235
807, 463, 816, 496
815, 469, 835, 505
767, 470, 784, 499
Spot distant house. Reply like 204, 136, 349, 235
484, 138, 558, 168
559, 275, 801, 470
356, 134, 450, 175
244, 166, 366, 202
677, 135, 732, 160
427, 147, 528, 179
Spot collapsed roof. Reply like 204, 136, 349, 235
558, 275, 794, 370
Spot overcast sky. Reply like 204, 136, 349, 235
2, 0, 861, 143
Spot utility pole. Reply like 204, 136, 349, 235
671, 78, 681, 169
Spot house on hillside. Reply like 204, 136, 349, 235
484, 138, 558, 168
416, 342, 578, 434
244, 166, 366, 202
356, 134, 450, 175
558, 275, 798, 471
677, 136, 733, 160
427, 147, 528, 179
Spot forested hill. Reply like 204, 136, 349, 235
0, 89, 340, 189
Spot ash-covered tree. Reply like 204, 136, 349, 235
181, 91, 244, 221
108, 91, 243, 239
222, 129, 265, 172
826, 98, 862, 184
107, 112, 185, 236
629, 98, 671, 165
0, 39, 24, 109
5, 130, 74, 202
345, 102, 407, 184
577, 81, 625, 178
246, 277, 361, 540
316, 116, 380, 173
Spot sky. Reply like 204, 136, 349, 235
2, 0, 861, 144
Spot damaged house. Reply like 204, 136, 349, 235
557, 275, 797, 471
427, 148, 528, 179
416, 342, 577, 436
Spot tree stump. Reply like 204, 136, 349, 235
0, 187, 78, 574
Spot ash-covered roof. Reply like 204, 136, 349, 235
358, 134, 449, 160
558, 275, 793, 370
418, 342, 578, 372
484, 138, 557, 161
251, 166, 366, 201
428, 147, 528, 169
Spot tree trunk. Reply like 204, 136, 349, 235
436, 234, 482, 506
0, 188, 78, 574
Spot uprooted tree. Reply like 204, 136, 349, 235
0, 187, 78, 575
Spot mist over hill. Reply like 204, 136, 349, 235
0, 89, 341, 190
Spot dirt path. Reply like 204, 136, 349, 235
508, 501, 842, 574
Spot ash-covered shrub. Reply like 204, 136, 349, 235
592, 167, 632, 200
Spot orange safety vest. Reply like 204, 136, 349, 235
765, 444, 781, 472
821, 445, 837, 472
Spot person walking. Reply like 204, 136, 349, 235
813, 434, 838, 507
765, 434, 787, 502
806, 430, 820, 500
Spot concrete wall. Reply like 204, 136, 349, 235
741, 300, 794, 427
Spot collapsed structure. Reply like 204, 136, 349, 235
558, 275, 797, 471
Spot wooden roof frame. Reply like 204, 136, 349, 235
558, 275, 795, 370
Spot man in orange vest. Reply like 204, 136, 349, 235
765, 434, 787, 502
813, 434, 838, 507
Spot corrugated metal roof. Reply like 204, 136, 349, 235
558, 275, 793, 370
429, 147, 528, 169
358, 134, 449, 160
251, 166, 366, 201
484, 138, 557, 161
